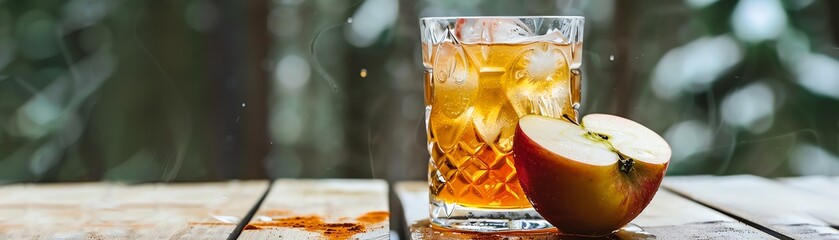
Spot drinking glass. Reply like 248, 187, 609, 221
419, 16, 584, 232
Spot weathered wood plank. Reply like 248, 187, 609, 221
0, 183, 114, 239
0, 181, 268, 240
664, 175, 839, 239
629, 188, 774, 239
780, 176, 839, 199
239, 179, 390, 240
394, 182, 427, 226
395, 181, 774, 239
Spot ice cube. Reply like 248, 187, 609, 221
431, 42, 478, 118
472, 103, 518, 153
428, 42, 479, 151
430, 106, 475, 152
455, 18, 532, 44
504, 43, 573, 119
527, 29, 569, 43
489, 19, 532, 43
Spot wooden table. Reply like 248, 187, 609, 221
0, 181, 269, 239
396, 175, 839, 239
239, 179, 389, 240
0, 179, 389, 240
1, 176, 836, 239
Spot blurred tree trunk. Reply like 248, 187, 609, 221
210, 0, 269, 179
828, 1, 839, 45
241, 0, 271, 179
610, 0, 637, 116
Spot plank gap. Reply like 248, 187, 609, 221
227, 180, 274, 240
662, 185, 793, 240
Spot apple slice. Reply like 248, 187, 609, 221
513, 114, 671, 236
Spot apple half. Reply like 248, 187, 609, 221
513, 114, 671, 236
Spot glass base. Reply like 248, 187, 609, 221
429, 199, 554, 232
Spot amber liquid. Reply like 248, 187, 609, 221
425, 42, 581, 208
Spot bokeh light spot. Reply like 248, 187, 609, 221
664, 120, 712, 162
731, 0, 787, 43
685, 0, 719, 9
789, 144, 839, 175
651, 35, 742, 100
346, 0, 398, 47
792, 54, 839, 100
275, 54, 311, 91
721, 82, 776, 133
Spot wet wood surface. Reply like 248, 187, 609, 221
2, 175, 836, 239
394, 176, 839, 239
664, 175, 839, 239
0, 181, 268, 240
780, 175, 839, 199
238, 179, 390, 240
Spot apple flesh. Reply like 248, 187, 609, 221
513, 114, 671, 236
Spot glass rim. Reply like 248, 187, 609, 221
419, 16, 584, 21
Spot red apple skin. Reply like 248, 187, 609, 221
513, 124, 669, 236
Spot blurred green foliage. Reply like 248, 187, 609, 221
0, 0, 837, 183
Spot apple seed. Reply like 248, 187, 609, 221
583, 131, 635, 174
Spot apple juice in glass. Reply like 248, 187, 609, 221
419, 16, 584, 232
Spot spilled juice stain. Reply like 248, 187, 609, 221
244, 211, 389, 240
259, 209, 292, 216
614, 223, 656, 239
356, 211, 389, 224
188, 222, 236, 226
244, 216, 362, 239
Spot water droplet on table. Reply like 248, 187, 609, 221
615, 223, 656, 239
